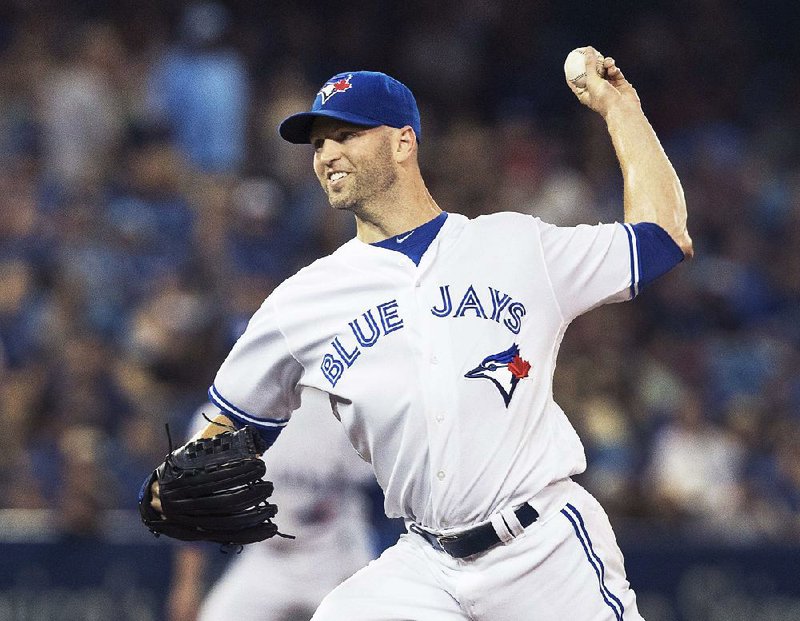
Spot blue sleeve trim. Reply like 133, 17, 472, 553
207, 385, 287, 426
208, 386, 287, 450
628, 222, 685, 290
622, 224, 639, 299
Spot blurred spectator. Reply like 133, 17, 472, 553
55, 424, 113, 540
146, 1, 248, 174
0, 258, 48, 368
47, 335, 131, 431
646, 391, 746, 536
38, 22, 127, 194
18, 335, 127, 508
494, 116, 605, 225
0, 14, 51, 163
122, 281, 220, 399
114, 284, 218, 392
575, 394, 637, 517
0, 168, 51, 266
770, 422, 800, 538
226, 176, 295, 280
50, 188, 136, 338
105, 139, 198, 295
0, 365, 48, 509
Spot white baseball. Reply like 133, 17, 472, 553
564, 48, 604, 90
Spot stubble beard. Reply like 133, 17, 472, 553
325, 139, 398, 215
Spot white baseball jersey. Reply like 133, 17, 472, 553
210, 211, 679, 532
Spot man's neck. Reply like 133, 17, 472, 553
353, 184, 442, 243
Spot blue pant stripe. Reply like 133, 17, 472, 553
561, 505, 623, 620
564, 503, 626, 616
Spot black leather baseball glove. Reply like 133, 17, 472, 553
139, 425, 291, 546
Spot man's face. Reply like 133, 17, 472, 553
309, 118, 398, 212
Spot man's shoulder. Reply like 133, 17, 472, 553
461, 210, 543, 236
272, 241, 356, 297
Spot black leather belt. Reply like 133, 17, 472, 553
410, 503, 539, 559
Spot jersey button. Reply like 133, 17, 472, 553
435, 413, 444, 423
430, 354, 439, 365
437, 470, 446, 481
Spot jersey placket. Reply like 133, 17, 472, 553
411, 242, 463, 529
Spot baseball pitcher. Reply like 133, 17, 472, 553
140, 47, 691, 620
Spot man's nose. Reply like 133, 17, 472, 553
317, 139, 343, 163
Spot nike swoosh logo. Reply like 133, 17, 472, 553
396, 232, 414, 243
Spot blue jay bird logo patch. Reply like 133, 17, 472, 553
318, 74, 353, 104
465, 343, 531, 407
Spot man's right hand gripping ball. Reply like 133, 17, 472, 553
138, 425, 285, 546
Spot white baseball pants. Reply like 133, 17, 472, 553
312, 479, 644, 621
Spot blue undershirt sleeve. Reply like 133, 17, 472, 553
629, 222, 685, 290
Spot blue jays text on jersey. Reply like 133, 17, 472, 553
320, 298, 403, 388
431, 285, 526, 332
320, 285, 528, 387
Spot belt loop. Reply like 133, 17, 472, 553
489, 513, 515, 543
501, 507, 526, 537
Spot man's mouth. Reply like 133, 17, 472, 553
328, 171, 349, 186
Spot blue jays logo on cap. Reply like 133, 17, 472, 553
278, 70, 421, 144
318, 74, 353, 104
465, 344, 531, 407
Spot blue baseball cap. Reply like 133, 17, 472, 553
278, 71, 421, 144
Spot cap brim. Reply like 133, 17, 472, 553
278, 110, 383, 144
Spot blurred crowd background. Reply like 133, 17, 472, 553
1, 0, 799, 547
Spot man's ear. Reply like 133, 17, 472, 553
394, 126, 417, 163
